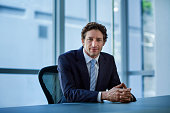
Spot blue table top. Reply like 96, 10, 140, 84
0, 95, 170, 113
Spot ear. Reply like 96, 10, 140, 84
81, 38, 85, 46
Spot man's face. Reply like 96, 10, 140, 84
82, 29, 105, 58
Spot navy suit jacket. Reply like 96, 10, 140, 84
58, 47, 121, 102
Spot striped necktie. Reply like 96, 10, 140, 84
90, 59, 96, 91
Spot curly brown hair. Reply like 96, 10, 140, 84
81, 22, 108, 42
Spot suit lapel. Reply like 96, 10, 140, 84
96, 53, 107, 91
76, 47, 90, 90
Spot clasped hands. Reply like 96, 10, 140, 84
101, 83, 133, 103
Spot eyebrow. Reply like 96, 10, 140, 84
87, 37, 103, 39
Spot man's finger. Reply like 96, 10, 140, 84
119, 96, 131, 102
120, 92, 131, 96
121, 83, 127, 89
120, 98, 131, 103
115, 83, 124, 88
115, 83, 127, 89
118, 88, 131, 93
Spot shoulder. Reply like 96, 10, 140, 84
59, 47, 83, 60
100, 52, 116, 65
100, 52, 115, 59
58, 49, 79, 70
59, 49, 78, 60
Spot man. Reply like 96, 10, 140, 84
58, 22, 136, 103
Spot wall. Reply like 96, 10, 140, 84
154, 0, 170, 96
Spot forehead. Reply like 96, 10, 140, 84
85, 29, 103, 38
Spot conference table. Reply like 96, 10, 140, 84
0, 95, 170, 113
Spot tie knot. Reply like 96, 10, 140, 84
91, 59, 96, 65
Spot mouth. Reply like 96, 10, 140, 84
91, 48, 98, 52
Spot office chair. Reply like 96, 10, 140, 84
38, 65, 62, 104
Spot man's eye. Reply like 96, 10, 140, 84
97, 39, 102, 42
88, 39, 93, 41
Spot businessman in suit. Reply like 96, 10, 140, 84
58, 22, 136, 103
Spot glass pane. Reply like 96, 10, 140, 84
65, 0, 88, 52
142, 0, 155, 70
128, 0, 142, 71
144, 76, 155, 97
128, 0, 155, 71
128, 0, 155, 98
96, 0, 113, 55
0, 74, 47, 108
0, 0, 54, 69
113, 0, 122, 75
129, 75, 143, 98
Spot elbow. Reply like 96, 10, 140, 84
63, 89, 76, 102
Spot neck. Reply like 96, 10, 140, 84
83, 48, 99, 59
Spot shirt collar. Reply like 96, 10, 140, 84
83, 48, 100, 64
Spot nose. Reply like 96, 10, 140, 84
92, 40, 97, 47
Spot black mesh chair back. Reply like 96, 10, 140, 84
38, 65, 62, 104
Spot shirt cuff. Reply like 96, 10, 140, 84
97, 92, 102, 102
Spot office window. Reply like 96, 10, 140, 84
0, 0, 54, 69
128, 0, 155, 98
129, 75, 142, 97
0, 74, 47, 108
128, 0, 143, 72
113, 0, 155, 98
113, 0, 122, 76
0, 0, 53, 107
128, 0, 143, 98
142, 0, 155, 97
65, 0, 88, 52
142, 0, 155, 71
96, 0, 113, 55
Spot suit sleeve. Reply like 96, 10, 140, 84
58, 55, 99, 102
